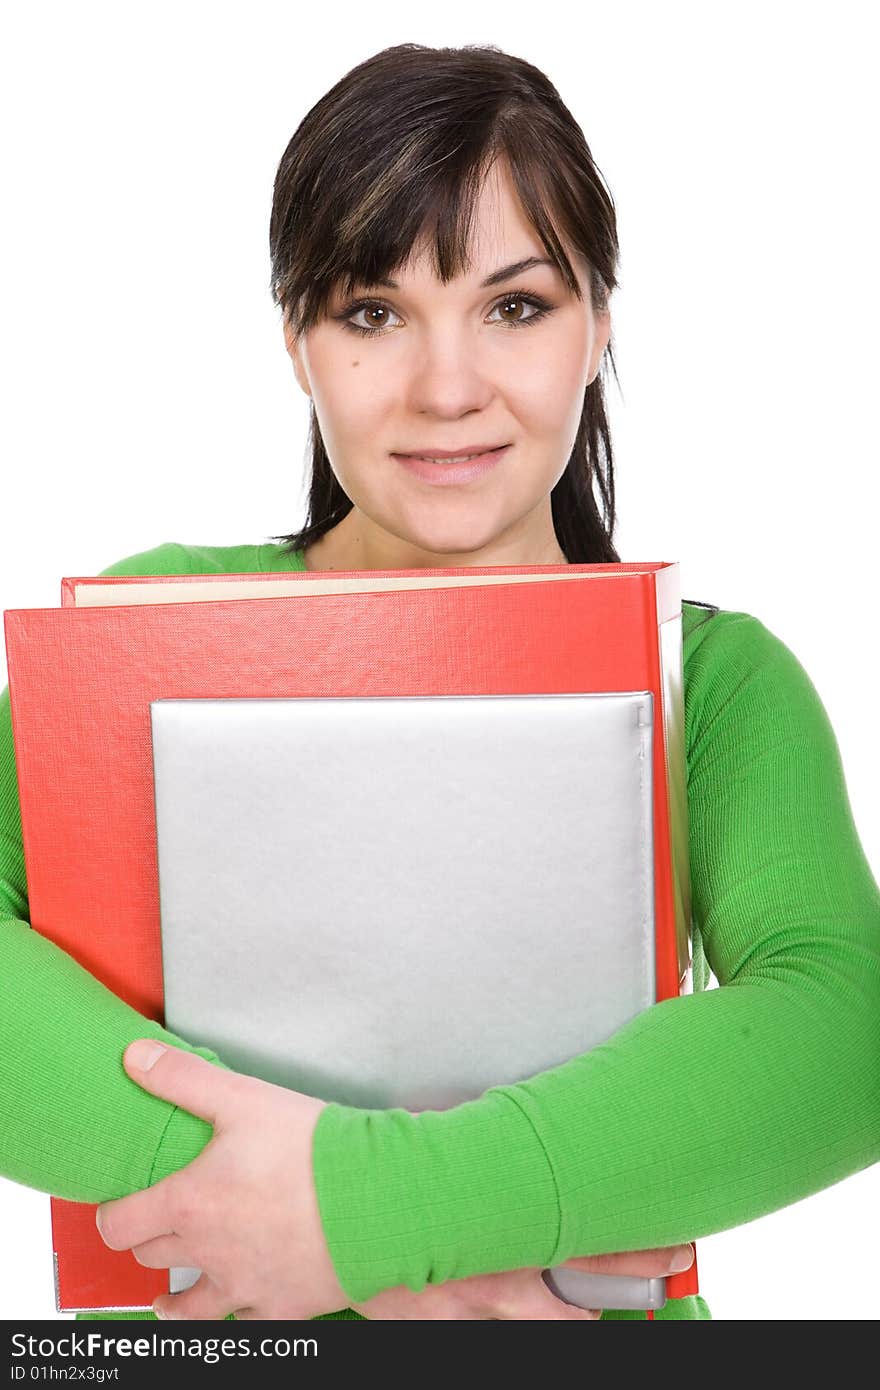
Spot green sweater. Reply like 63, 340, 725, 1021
2, 540, 879, 1323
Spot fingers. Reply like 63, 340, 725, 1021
122, 1040, 242, 1127
476, 1273, 602, 1321
561, 1243, 695, 1278
512, 1275, 601, 1320
131, 1235, 191, 1269
534, 1292, 602, 1320
96, 1180, 177, 1251
153, 1273, 234, 1322
536, 1272, 602, 1320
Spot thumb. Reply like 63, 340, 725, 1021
122, 1039, 238, 1126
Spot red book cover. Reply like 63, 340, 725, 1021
5, 560, 698, 1310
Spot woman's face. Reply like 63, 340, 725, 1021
284, 159, 611, 570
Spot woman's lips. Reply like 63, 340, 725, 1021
394, 444, 511, 485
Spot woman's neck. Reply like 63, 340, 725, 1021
302, 513, 568, 572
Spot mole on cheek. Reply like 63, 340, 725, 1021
352, 360, 360, 367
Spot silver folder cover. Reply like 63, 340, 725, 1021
150, 692, 666, 1312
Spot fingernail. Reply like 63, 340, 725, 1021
670, 1244, 694, 1272
128, 1040, 166, 1071
152, 1303, 168, 1320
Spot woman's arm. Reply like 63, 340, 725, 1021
0, 679, 230, 1201
301, 610, 880, 1304
0, 543, 232, 1203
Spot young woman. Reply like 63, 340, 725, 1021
2, 43, 878, 1323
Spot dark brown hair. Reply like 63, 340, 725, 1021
268, 42, 622, 564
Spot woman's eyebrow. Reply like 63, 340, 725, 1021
356, 256, 557, 292
479, 256, 557, 287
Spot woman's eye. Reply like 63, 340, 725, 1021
487, 293, 551, 328
345, 303, 403, 336
339, 290, 553, 338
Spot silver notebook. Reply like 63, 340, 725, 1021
150, 692, 667, 1313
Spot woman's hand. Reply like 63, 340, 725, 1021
350, 1244, 695, 1320
96, 1039, 694, 1321
95, 1040, 349, 1320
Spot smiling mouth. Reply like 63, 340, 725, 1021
392, 445, 512, 485
393, 445, 510, 465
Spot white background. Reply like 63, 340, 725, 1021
1, 1, 877, 1321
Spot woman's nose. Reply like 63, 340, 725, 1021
404, 332, 496, 417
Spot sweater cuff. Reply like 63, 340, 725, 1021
310, 1090, 561, 1304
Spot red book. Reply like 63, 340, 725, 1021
5, 560, 698, 1311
